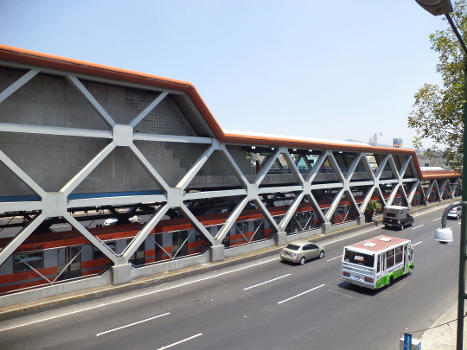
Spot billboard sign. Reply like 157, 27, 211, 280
393, 138, 402, 148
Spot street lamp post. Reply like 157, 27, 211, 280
415, 1, 467, 350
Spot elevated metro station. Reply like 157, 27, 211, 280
0, 45, 460, 303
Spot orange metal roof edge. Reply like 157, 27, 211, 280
0, 45, 459, 181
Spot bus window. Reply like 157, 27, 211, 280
386, 249, 395, 268
344, 249, 375, 267
395, 246, 403, 264
377, 254, 381, 273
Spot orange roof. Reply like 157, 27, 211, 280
0, 44, 459, 181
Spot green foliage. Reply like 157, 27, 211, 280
367, 200, 382, 211
408, 0, 466, 171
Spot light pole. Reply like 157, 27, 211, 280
415, 1, 467, 350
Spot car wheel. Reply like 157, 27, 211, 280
319, 251, 325, 259
299, 257, 306, 265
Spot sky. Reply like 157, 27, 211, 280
0, 1, 447, 148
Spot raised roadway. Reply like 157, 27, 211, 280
0, 204, 460, 349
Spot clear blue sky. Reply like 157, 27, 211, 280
0, 1, 446, 148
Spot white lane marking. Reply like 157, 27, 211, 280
411, 224, 424, 230
96, 312, 170, 337
157, 333, 203, 350
412, 241, 423, 247
326, 255, 342, 262
459, 221, 462, 225
243, 273, 291, 291
277, 283, 325, 305
0, 257, 279, 332
433, 218, 440, 222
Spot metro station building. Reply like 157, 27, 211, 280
0, 46, 460, 305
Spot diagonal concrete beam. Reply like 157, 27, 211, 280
219, 145, 250, 189
216, 197, 249, 242
0, 69, 39, 104
130, 91, 169, 128
0, 212, 46, 266
255, 150, 280, 185
306, 152, 327, 183
279, 192, 305, 231
408, 181, 420, 207
325, 188, 345, 222
67, 75, 116, 128
179, 203, 216, 246
60, 142, 116, 196
122, 204, 170, 260
359, 186, 377, 215
176, 143, 217, 190
64, 212, 118, 264
0, 149, 46, 199
130, 143, 170, 193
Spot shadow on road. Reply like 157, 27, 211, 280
337, 273, 412, 296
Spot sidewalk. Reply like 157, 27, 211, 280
421, 301, 467, 350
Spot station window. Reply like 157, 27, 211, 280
14, 251, 44, 273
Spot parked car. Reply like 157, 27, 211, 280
383, 205, 413, 230
280, 240, 325, 265
447, 206, 462, 220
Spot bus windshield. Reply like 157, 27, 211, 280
344, 249, 375, 268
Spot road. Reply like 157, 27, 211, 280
0, 204, 461, 349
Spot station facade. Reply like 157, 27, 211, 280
0, 45, 461, 304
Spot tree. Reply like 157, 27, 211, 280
408, 0, 466, 171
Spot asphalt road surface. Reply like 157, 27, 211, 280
0, 204, 461, 349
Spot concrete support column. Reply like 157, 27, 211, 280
210, 244, 225, 262
111, 263, 133, 285
275, 230, 287, 246
322, 222, 333, 233
356, 215, 365, 225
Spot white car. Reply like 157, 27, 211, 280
447, 206, 462, 220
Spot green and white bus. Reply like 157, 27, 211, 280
341, 235, 414, 289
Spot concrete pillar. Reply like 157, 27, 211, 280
210, 244, 225, 262
275, 231, 287, 246
111, 263, 133, 285
356, 215, 364, 225
322, 222, 333, 233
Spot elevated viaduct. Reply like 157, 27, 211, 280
0, 45, 460, 304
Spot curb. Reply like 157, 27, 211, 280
0, 200, 456, 319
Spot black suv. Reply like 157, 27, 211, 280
383, 206, 414, 230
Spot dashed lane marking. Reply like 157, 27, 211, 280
96, 312, 170, 337
243, 274, 292, 291
277, 284, 326, 305
157, 333, 203, 350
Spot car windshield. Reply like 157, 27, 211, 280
344, 249, 374, 267
286, 244, 301, 251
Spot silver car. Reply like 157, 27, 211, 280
448, 206, 462, 219
280, 240, 325, 265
